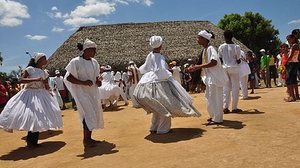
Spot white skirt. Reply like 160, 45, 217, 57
133, 80, 201, 117
0, 89, 62, 132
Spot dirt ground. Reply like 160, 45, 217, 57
0, 86, 300, 168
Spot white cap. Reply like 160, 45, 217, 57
83, 39, 97, 51
129, 61, 135, 65
149, 36, 163, 49
55, 70, 60, 75
198, 30, 212, 40
33, 52, 46, 63
104, 65, 111, 71
260, 49, 266, 53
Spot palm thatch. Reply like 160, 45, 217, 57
46, 20, 251, 73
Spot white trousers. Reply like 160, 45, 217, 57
150, 112, 171, 134
129, 84, 139, 107
206, 84, 223, 122
223, 67, 240, 110
240, 75, 249, 99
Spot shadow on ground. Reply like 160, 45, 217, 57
77, 141, 118, 159
104, 107, 125, 112
21, 130, 63, 141
212, 120, 246, 130
243, 96, 261, 100
0, 141, 66, 161
238, 109, 265, 115
144, 128, 205, 143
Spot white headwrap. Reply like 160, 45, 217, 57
83, 38, 97, 51
149, 36, 163, 49
33, 52, 46, 63
198, 30, 212, 41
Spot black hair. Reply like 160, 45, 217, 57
292, 29, 300, 35
286, 34, 297, 42
246, 51, 253, 56
280, 43, 289, 48
77, 42, 83, 51
27, 58, 37, 67
224, 30, 234, 39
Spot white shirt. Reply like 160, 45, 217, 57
218, 43, 241, 68
138, 52, 172, 84
172, 66, 182, 84
53, 76, 65, 90
202, 46, 229, 87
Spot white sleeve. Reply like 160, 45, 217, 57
208, 46, 218, 61
235, 45, 241, 59
218, 45, 223, 59
139, 53, 152, 74
65, 58, 79, 79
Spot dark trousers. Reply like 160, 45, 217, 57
26, 131, 39, 145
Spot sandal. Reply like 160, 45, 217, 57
223, 108, 230, 114
284, 97, 295, 102
206, 121, 223, 126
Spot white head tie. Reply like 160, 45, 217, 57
83, 39, 97, 51
149, 36, 163, 49
198, 30, 212, 40
33, 52, 46, 63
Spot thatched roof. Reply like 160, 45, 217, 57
46, 20, 251, 72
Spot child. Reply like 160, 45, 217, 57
188, 30, 228, 125
64, 39, 103, 147
247, 51, 258, 94
0, 53, 62, 148
133, 36, 200, 134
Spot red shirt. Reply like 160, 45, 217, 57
0, 84, 8, 104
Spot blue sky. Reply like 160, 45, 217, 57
0, 0, 300, 73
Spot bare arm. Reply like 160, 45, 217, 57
66, 73, 93, 86
190, 59, 218, 72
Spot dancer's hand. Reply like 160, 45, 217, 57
84, 80, 93, 86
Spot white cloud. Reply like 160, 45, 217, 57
69, 2, 116, 18
142, 0, 153, 6
49, 0, 153, 28
25, 35, 48, 41
288, 19, 300, 25
52, 26, 64, 32
51, 6, 58, 11
0, 0, 30, 27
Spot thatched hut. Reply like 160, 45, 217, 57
46, 20, 250, 73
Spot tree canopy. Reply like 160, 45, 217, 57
218, 12, 281, 55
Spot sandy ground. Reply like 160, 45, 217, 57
0, 86, 300, 168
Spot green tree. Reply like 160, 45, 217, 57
218, 12, 281, 55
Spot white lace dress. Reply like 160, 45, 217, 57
0, 66, 62, 132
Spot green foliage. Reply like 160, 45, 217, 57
218, 12, 281, 55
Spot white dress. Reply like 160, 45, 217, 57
0, 67, 62, 132
134, 52, 200, 134
134, 52, 200, 118
64, 57, 103, 130
99, 71, 128, 104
